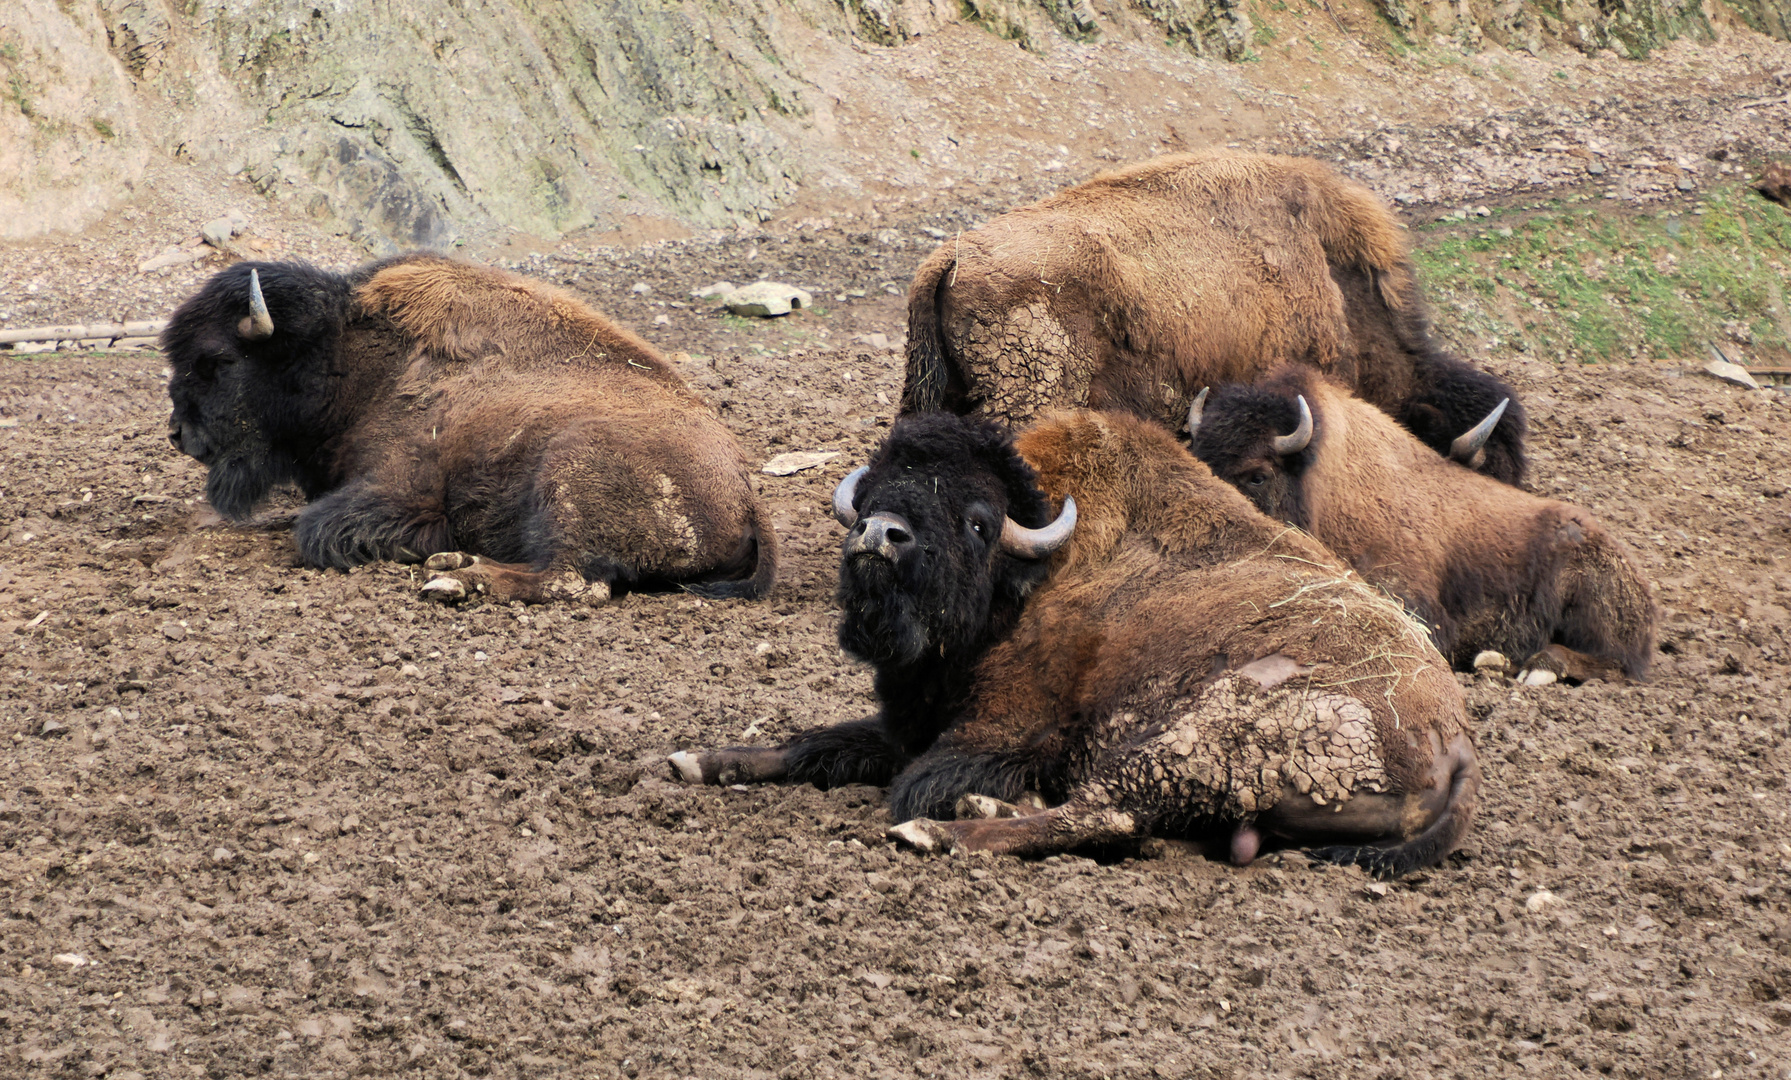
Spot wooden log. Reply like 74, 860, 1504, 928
0, 320, 166, 346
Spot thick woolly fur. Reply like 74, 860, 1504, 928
902, 149, 1528, 485
1193, 368, 1657, 678
163, 254, 776, 599
707, 410, 1479, 875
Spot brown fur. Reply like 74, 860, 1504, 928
913, 412, 1478, 873
1196, 370, 1656, 678
903, 150, 1415, 426
167, 253, 776, 601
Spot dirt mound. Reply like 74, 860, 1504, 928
0, 338, 1786, 1078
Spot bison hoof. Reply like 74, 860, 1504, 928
1517, 667, 1558, 687
1472, 650, 1511, 674
420, 575, 468, 602
424, 551, 476, 571
667, 751, 706, 785
888, 818, 954, 854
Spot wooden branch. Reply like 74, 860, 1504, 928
0, 321, 166, 346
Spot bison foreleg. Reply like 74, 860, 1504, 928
668, 716, 911, 790
294, 481, 451, 570
419, 552, 609, 606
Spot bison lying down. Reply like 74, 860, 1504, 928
902, 149, 1529, 485
1190, 368, 1656, 682
673, 411, 1478, 876
163, 254, 776, 603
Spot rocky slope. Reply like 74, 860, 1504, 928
4, 0, 1789, 247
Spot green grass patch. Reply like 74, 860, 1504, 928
1410, 183, 1791, 363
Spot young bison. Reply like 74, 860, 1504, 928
673, 411, 1478, 877
1189, 368, 1656, 682
163, 255, 777, 603
902, 149, 1528, 485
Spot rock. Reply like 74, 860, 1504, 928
652, 314, 670, 325
1524, 888, 1560, 914
761, 450, 840, 476
1587, 161, 1606, 176
853, 332, 892, 351
52, 953, 88, 968
200, 215, 239, 249
160, 622, 188, 641
1703, 354, 1761, 390
691, 281, 736, 302
1675, 176, 1695, 192
211, 846, 235, 865
723, 282, 813, 318
138, 247, 202, 273
38, 719, 68, 738
630, 282, 652, 295
1472, 205, 1490, 217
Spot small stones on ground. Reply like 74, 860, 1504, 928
1587, 161, 1607, 176
761, 450, 840, 476
52, 953, 89, 968
652, 314, 670, 325
1525, 888, 1561, 913
400, 663, 421, 678
37, 718, 67, 738
723, 282, 813, 318
1675, 176, 1695, 192
211, 846, 235, 865
630, 282, 653, 295
161, 621, 188, 641
691, 281, 736, 302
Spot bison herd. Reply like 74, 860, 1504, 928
162, 150, 1656, 877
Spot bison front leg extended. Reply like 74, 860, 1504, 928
668, 716, 912, 790
890, 795, 1144, 858
419, 552, 609, 606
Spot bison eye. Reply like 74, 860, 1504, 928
1247, 472, 1268, 487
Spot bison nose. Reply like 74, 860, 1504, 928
845, 512, 916, 561
167, 419, 182, 449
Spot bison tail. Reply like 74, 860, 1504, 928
684, 493, 779, 601
1305, 748, 1480, 880
899, 246, 958, 416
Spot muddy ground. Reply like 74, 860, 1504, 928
0, 313, 1788, 1079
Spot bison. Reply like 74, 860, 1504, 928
1189, 367, 1656, 682
901, 149, 1528, 485
162, 254, 777, 603
672, 410, 1478, 877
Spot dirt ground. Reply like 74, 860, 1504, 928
1, 300, 1789, 1079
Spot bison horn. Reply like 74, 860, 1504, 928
832, 466, 867, 527
243, 268, 275, 340
1272, 395, 1313, 455
1185, 387, 1208, 438
1449, 397, 1509, 465
999, 496, 1077, 560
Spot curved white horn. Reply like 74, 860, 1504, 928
999, 496, 1077, 560
1449, 397, 1509, 464
1185, 387, 1209, 438
244, 268, 275, 339
832, 466, 867, 527
1272, 395, 1313, 455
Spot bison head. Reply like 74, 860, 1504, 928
1186, 383, 1317, 527
161, 261, 356, 520
831, 415, 1076, 669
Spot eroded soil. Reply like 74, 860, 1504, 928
0, 335, 1788, 1079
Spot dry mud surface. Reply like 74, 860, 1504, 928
0, 342, 1789, 1080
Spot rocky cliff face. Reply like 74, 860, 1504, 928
0, 0, 1778, 246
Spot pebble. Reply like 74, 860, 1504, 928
1587, 161, 1606, 175
1525, 888, 1560, 913
1676, 176, 1695, 192
161, 621, 188, 641
38, 719, 67, 738
211, 847, 235, 865
52, 953, 88, 968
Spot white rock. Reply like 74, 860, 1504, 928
1524, 888, 1560, 913
724, 282, 813, 318
761, 450, 840, 476
691, 281, 736, 302
52, 953, 88, 967
630, 282, 653, 295
201, 215, 239, 249
1702, 358, 1760, 390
